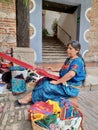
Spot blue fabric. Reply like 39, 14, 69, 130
11, 78, 26, 93
32, 57, 86, 105
10, 66, 26, 71
32, 78, 79, 106
60, 57, 86, 86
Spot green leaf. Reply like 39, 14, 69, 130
23, 0, 29, 6
0, 0, 29, 6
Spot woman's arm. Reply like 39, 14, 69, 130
47, 66, 59, 72
50, 70, 76, 85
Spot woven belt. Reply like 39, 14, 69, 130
71, 85, 81, 89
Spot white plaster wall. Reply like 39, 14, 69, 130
45, 10, 77, 44
45, 10, 60, 36
58, 12, 77, 45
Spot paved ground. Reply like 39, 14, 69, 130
79, 90, 98, 130
0, 62, 98, 130
0, 88, 33, 130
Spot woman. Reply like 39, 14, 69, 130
15, 41, 86, 106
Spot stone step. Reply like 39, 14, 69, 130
43, 49, 66, 52
43, 56, 66, 59
43, 51, 66, 53
42, 59, 65, 63
43, 42, 63, 44
43, 46, 65, 49
43, 50, 66, 53
43, 44, 65, 46
42, 37, 67, 63
42, 53, 66, 56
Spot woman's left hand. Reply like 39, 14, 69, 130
50, 80, 58, 85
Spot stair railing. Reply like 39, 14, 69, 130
57, 24, 72, 41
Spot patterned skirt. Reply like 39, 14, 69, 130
32, 78, 79, 106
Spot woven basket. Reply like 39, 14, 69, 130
31, 120, 47, 130
31, 119, 83, 130
31, 101, 84, 130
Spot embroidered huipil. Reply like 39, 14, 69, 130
32, 57, 86, 106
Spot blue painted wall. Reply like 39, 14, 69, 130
30, 0, 42, 63
79, 0, 91, 55
30, 0, 91, 63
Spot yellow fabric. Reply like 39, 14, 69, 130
31, 113, 45, 121
30, 100, 61, 121
46, 100, 61, 114
78, 127, 82, 130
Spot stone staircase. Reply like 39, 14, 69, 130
42, 37, 67, 63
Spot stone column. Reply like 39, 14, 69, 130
84, 0, 98, 62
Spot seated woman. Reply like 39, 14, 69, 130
15, 41, 86, 106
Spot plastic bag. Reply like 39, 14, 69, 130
59, 99, 84, 130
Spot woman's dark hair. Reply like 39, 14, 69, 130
67, 40, 81, 51
67, 41, 86, 85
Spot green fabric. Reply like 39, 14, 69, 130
35, 114, 57, 129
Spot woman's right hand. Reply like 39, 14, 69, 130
47, 66, 54, 72
50, 80, 58, 85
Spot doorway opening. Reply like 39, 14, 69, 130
42, 0, 81, 63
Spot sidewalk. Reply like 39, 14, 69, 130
0, 62, 98, 130
84, 64, 98, 90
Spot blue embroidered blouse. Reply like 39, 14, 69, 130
59, 57, 86, 86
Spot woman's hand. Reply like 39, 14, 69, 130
48, 66, 59, 73
50, 80, 58, 85
50, 80, 66, 85
47, 66, 54, 72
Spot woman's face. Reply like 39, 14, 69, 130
67, 44, 79, 58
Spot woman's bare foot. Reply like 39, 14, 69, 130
14, 92, 32, 106
18, 98, 32, 104
14, 99, 32, 107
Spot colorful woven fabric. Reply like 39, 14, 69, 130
35, 114, 57, 128
32, 57, 86, 106
46, 100, 61, 114
11, 78, 26, 94
32, 77, 79, 107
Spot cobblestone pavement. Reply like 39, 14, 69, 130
0, 88, 33, 130
79, 90, 98, 130
1, 87, 98, 130
0, 63, 98, 130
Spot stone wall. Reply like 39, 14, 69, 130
84, 0, 98, 62
0, 1, 34, 65
0, 1, 16, 49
